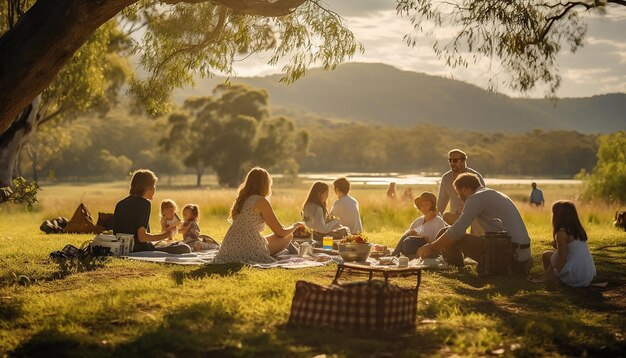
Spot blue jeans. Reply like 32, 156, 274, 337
391, 234, 429, 259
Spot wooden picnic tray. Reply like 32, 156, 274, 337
333, 262, 422, 289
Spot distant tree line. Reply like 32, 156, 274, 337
299, 122, 598, 177
14, 83, 599, 184
20, 114, 599, 184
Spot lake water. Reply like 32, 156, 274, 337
296, 173, 581, 186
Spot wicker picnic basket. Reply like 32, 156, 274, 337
288, 279, 417, 331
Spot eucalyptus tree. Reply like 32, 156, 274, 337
0, 0, 360, 187
162, 84, 308, 187
397, 0, 626, 96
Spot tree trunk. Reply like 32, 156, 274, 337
196, 159, 205, 187
0, 0, 138, 135
13, 144, 23, 178
29, 145, 39, 183
0, 97, 41, 187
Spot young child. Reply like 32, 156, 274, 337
160, 199, 182, 232
302, 181, 350, 242
541, 200, 596, 287
392, 192, 447, 259
330, 177, 363, 234
179, 204, 220, 252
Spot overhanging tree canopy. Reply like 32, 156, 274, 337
0, 0, 359, 133
397, 0, 626, 96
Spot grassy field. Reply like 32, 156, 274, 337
0, 179, 624, 357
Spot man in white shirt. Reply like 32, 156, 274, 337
330, 177, 363, 234
438, 149, 485, 225
418, 173, 532, 274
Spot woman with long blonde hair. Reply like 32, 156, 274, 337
214, 167, 304, 264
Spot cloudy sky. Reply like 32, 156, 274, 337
226, 0, 626, 98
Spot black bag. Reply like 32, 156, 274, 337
96, 212, 115, 231
477, 231, 513, 276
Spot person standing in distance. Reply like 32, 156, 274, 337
529, 182, 545, 207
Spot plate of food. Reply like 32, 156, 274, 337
377, 256, 397, 266
369, 244, 390, 258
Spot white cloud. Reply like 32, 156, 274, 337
563, 68, 611, 83
204, 3, 626, 98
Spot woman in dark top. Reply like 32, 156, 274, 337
113, 169, 191, 254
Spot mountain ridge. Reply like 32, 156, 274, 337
174, 62, 625, 133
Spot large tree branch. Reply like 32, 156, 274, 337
0, 0, 138, 136
39, 107, 65, 127
162, 0, 307, 16
533, 1, 593, 44
540, 0, 626, 39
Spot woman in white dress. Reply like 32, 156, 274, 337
302, 181, 350, 242
214, 167, 304, 264
542, 200, 596, 287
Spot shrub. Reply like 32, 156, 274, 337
0, 177, 40, 210
579, 131, 626, 204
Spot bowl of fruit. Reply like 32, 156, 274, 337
337, 233, 371, 262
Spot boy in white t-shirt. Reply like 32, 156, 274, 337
330, 177, 363, 234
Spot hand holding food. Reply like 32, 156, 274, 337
293, 225, 313, 238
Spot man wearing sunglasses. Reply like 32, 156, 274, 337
437, 149, 485, 226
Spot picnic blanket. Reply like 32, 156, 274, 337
124, 247, 451, 270
124, 249, 337, 269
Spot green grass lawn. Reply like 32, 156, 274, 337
0, 181, 624, 357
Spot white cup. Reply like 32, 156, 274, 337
398, 256, 409, 267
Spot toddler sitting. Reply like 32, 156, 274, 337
160, 199, 182, 231
179, 204, 220, 252
155, 199, 182, 247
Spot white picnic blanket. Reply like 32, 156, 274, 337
124, 249, 449, 270
124, 249, 336, 269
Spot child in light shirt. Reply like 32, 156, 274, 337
179, 204, 220, 252
330, 177, 363, 234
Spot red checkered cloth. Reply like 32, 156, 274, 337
288, 280, 417, 330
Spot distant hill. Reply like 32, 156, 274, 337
174, 63, 626, 133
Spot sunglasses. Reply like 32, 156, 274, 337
448, 158, 465, 163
